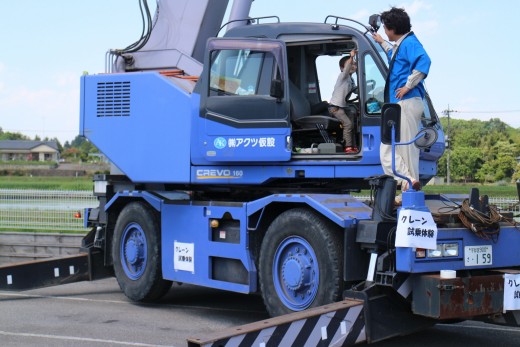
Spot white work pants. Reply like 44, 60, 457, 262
379, 97, 423, 187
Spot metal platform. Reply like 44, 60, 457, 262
187, 299, 366, 347
0, 250, 111, 291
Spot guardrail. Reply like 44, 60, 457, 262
0, 189, 97, 231
0, 232, 83, 264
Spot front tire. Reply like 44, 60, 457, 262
259, 208, 343, 317
112, 202, 172, 302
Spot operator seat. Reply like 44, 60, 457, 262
289, 81, 341, 130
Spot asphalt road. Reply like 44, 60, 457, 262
0, 277, 519, 347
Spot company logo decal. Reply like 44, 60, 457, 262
214, 137, 227, 149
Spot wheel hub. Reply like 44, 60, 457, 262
125, 238, 143, 265
282, 255, 311, 291
120, 223, 148, 280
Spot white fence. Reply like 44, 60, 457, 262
0, 189, 98, 232
0, 190, 518, 232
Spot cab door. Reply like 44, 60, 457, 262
194, 38, 291, 163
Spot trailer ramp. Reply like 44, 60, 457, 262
0, 250, 111, 291
187, 299, 366, 347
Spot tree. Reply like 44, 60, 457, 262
70, 135, 87, 148
49, 137, 63, 152
61, 147, 81, 161
449, 146, 483, 182
438, 117, 520, 183
475, 141, 518, 182
512, 163, 520, 183
0, 131, 30, 140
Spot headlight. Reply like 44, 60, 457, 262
427, 244, 443, 258
442, 243, 459, 257
416, 242, 460, 259
415, 248, 426, 258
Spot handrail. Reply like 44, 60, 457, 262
217, 16, 280, 37
324, 15, 370, 33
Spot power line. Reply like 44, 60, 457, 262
0, 127, 76, 134
442, 106, 454, 186
443, 109, 520, 114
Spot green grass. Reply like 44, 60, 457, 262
0, 176, 93, 190
351, 183, 518, 198
0, 227, 86, 234
422, 184, 517, 197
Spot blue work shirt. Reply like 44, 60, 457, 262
387, 32, 431, 103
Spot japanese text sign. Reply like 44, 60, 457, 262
504, 273, 520, 311
174, 241, 195, 273
396, 209, 438, 250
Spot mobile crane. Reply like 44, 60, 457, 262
1, 1, 519, 346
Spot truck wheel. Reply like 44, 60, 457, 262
112, 202, 172, 302
259, 208, 343, 317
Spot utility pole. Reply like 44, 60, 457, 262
442, 106, 456, 185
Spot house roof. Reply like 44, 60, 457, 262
0, 140, 59, 151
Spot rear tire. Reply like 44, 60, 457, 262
112, 202, 172, 302
259, 208, 343, 317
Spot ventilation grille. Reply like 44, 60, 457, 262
96, 81, 131, 117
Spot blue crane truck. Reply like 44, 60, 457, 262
1, 1, 520, 345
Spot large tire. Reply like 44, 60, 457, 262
112, 202, 172, 302
259, 208, 343, 317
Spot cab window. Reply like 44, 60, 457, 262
209, 49, 274, 96
363, 54, 385, 115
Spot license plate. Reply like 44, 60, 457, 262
464, 245, 492, 266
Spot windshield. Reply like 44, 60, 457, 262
422, 93, 441, 127
365, 33, 388, 68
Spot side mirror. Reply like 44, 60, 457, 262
381, 103, 401, 145
414, 127, 438, 149
369, 14, 381, 33
270, 79, 284, 100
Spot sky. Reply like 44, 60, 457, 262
0, 0, 519, 145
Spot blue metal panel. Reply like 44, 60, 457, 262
192, 165, 336, 184
191, 164, 385, 185
190, 107, 292, 164
358, 125, 381, 164
332, 164, 384, 180
79, 77, 86, 136
81, 73, 194, 183
198, 127, 291, 162
247, 194, 372, 228
104, 191, 163, 212
419, 159, 438, 180
161, 203, 256, 293
396, 226, 520, 272
158, 194, 371, 293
